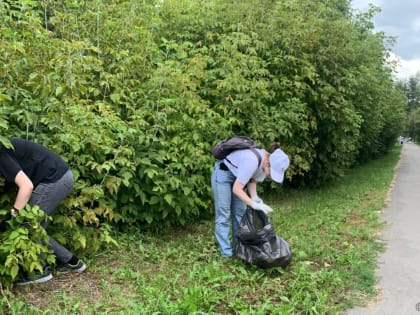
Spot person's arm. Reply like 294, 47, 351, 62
232, 179, 273, 214
232, 180, 254, 207
247, 180, 258, 199
13, 170, 34, 210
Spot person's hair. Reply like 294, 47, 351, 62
270, 142, 280, 152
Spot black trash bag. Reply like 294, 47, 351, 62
234, 207, 292, 268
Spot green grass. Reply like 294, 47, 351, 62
1, 146, 401, 314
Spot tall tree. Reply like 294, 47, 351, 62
404, 73, 420, 113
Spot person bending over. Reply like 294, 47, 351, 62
0, 137, 86, 285
211, 142, 290, 257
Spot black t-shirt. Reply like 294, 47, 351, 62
0, 138, 70, 186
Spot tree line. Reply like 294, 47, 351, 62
400, 73, 420, 141
0, 0, 407, 265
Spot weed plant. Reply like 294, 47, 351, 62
1, 146, 401, 314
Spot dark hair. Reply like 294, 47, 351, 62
270, 142, 280, 152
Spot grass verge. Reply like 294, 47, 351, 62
1, 146, 401, 314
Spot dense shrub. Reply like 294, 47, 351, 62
0, 0, 406, 283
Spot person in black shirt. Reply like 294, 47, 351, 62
0, 138, 87, 285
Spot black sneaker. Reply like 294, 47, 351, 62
56, 259, 87, 274
15, 268, 53, 286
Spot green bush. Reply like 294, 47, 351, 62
0, 0, 406, 274
0, 205, 54, 286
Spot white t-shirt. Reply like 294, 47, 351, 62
223, 148, 266, 185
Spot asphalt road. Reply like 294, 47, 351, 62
346, 142, 420, 315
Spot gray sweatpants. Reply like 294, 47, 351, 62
29, 169, 74, 263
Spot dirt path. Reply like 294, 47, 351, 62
346, 142, 420, 315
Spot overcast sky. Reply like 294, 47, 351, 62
351, 0, 420, 80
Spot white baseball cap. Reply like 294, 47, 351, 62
269, 149, 290, 183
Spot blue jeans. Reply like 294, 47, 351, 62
211, 161, 246, 257
29, 169, 74, 263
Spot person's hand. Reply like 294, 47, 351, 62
251, 195, 273, 214
252, 196, 263, 204
251, 201, 273, 214
10, 208, 19, 217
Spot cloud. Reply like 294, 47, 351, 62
351, 0, 420, 79
374, 0, 420, 60
396, 58, 420, 80
412, 17, 420, 32
384, 51, 420, 80
351, 0, 383, 12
